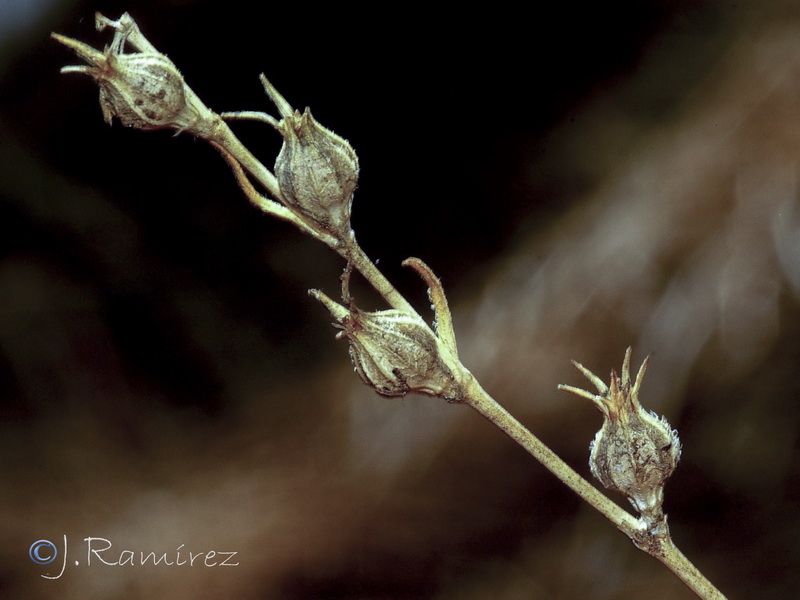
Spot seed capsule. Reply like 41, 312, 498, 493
310, 289, 464, 401
53, 13, 208, 133
95, 52, 193, 130
273, 108, 358, 242
559, 348, 681, 521
252, 75, 359, 243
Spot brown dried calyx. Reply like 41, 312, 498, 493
52, 13, 213, 134
310, 258, 467, 402
559, 348, 681, 523
257, 76, 359, 244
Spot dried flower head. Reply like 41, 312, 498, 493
229, 75, 359, 243
310, 259, 465, 401
311, 292, 462, 399
559, 348, 681, 521
52, 13, 212, 134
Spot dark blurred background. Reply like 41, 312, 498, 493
2, 0, 799, 598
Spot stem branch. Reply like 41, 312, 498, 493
338, 243, 416, 315
207, 116, 283, 201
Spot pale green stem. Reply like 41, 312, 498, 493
204, 94, 726, 600
210, 117, 726, 598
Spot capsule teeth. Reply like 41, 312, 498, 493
621, 346, 633, 388
51, 32, 105, 67
308, 288, 351, 322
259, 74, 295, 120
609, 369, 620, 398
633, 355, 650, 398
571, 360, 609, 395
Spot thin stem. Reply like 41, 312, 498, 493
660, 538, 727, 600
204, 115, 283, 202
337, 242, 416, 315
462, 373, 641, 535
210, 142, 319, 235
204, 107, 731, 600
170, 77, 732, 600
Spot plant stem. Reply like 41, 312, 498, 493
338, 243, 416, 315
207, 117, 283, 201
462, 373, 641, 534
659, 538, 727, 600
54, 16, 728, 599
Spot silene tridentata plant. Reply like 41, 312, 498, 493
52, 13, 726, 599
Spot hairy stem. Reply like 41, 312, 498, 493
337, 243, 416, 315
463, 373, 641, 534
207, 117, 283, 201
212, 99, 727, 600
659, 539, 727, 600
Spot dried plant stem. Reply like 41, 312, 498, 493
51, 15, 727, 598
658, 538, 727, 600
338, 244, 416, 315
463, 374, 641, 531
209, 119, 282, 200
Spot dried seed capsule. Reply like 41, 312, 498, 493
559, 348, 681, 522
94, 52, 194, 130
310, 289, 465, 401
53, 13, 208, 133
249, 76, 358, 243
273, 109, 358, 242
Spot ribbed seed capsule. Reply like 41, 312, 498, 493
310, 290, 464, 401
559, 348, 681, 522
94, 52, 190, 129
273, 109, 358, 241
52, 13, 206, 132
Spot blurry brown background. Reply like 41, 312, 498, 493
1, 0, 799, 598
